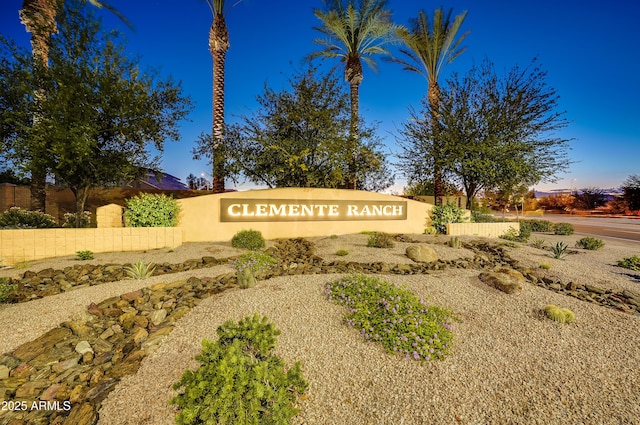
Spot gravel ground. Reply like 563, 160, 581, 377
2, 233, 640, 424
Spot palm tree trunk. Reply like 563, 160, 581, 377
428, 81, 443, 205
20, 0, 57, 211
210, 16, 228, 194
346, 57, 363, 190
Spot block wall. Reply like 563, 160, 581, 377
447, 222, 519, 238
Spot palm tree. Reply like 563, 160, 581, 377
19, 0, 131, 211
311, 0, 397, 190
394, 8, 469, 204
205, 0, 235, 193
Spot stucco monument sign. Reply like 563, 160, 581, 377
177, 188, 432, 242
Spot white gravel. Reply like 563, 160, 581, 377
2, 233, 640, 424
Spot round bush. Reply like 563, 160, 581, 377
124, 193, 181, 227
231, 229, 266, 250
0, 207, 58, 229
553, 222, 574, 235
575, 236, 604, 250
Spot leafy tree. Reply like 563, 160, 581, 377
393, 7, 469, 204
18, 0, 131, 211
622, 174, 640, 211
574, 187, 607, 209
0, 1, 192, 226
398, 58, 572, 211
311, 0, 398, 189
195, 65, 393, 191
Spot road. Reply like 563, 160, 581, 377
524, 214, 640, 243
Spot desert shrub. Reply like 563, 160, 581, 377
575, 237, 604, 250
522, 219, 554, 233
124, 193, 181, 227
0, 278, 17, 303
63, 211, 91, 228
500, 222, 530, 243
367, 232, 394, 248
471, 211, 496, 223
551, 241, 568, 259
423, 226, 437, 235
544, 305, 575, 324
76, 250, 94, 260
430, 203, 466, 234
0, 207, 57, 229
447, 236, 462, 248
553, 222, 574, 235
171, 314, 307, 425
232, 251, 277, 288
539, 263, 551, 270
325, 274, 456, 361
617, 255, 640, 271
335, 249, 349, 256
124, 260, 156, 279
231, 229, 266, 250
530, 238, 547, 249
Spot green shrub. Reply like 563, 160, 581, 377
553, 222, 574, 235
429, 203, 466, 234
231, 229, 266, 250
447, 236, 462, 248
539, 263, 551, 270
617, 255, 640, 271
551, 241, 568, 259
471, 211, 496, 223
0, 277, 17, 303
0, 207, 57, 229
124, 193, 181, 227
76, 250, 94, 260
530, 238, 547, 249
63, 211, 91, 228
544, 305, 575, 324
232, 251, 277, 288
522, 219, 554, 233
335, 249, 349, 256
367, 232, 395, 248
124, 260, 156, 279
423, 226, 438, 235
171, 314, 307, 425
500, 223, 530, 243
325, 274, 456, 361
575, 237, 604, 250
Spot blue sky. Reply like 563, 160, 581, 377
1, 0, 639, 193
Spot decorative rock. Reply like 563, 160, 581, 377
12, 327, 72, 362
40, 383, 63, 401
132, 327, 149, 345
0, 364, 9, 379
150, 309, 168, 326
478, 268, 525, 294
52, 357, 79, 373
62, 320, 92, 337
120, 289, 144, 301
63, 402, 96, 425
75, 341, 94, 355
406, 245, 438, 263
10, 363, 36, 378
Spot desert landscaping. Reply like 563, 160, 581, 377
1, 230, 639, 425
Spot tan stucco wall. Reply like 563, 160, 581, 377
447, 222, 519, 238
0, 227, 182, 265
177, 188, 433, 242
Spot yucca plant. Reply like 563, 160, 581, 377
124, 260, 156, 279
551, 241, 568, 260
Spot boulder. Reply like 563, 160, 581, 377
478, 268, 525, 294
406, 244, 438, 263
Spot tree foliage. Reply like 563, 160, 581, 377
398, 58, 572, 210
194, 65, 393, 191
622, 174, 640, 211
0, 0, 192, 224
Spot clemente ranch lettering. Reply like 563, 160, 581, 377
220, 199, 407, 222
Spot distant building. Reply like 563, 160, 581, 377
126, 169, 189, 191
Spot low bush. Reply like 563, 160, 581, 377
539, 263, 551, 270
575, 237, 605, 250
553, 222, 574, 235
231, 229, 266, 250
171, 314, 307, 425
430, 203, 466, 234
500, 223, 530, 243
124, 193, 181, 227
544, 305, 575, 324
63, 211, 91, 228
367, 232, 395, 248
530, 238, 547, 249
232, 251, 277, 288
0, 278, 17, 303
551, 241, 568, 259
124, 260, 156, 279
76, 250, 94, 260
522, 219, 554, 233
335, 249, 349, 256
447, 236, 462, 248
617, 255, 640, 271
0, 207, 57, 229
325, 274, 456, 361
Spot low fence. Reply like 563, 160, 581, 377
0, 227, 182, 265
447, 222, 519, 238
